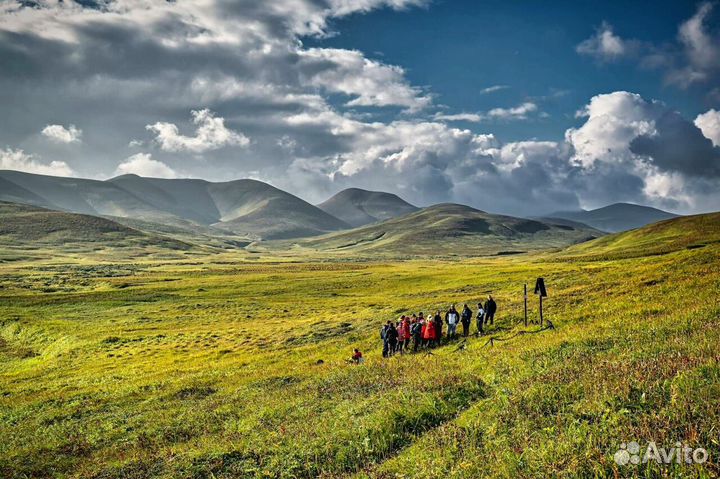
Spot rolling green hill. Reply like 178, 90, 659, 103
290, 203, 603, 256
0, 201, 192, 260
317, 188, 419, 227
558, 211, 720, 260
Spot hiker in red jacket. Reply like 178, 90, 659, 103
422, 316, 436, 346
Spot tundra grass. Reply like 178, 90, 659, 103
1, 235, 719, 477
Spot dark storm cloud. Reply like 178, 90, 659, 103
631, 110, 720, 177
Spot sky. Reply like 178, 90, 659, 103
0, 0, 719, 216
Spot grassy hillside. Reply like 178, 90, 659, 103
287, 204, 603, 257
0, 202, 193, 262
1, 213, 718, 478
317, 188, 419, 227
558, 211, 720, 260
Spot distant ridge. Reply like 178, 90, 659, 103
546, 202, 679, 232
291, 203, 604, 256
0, 170, 348, 240
317, 187, 419, 227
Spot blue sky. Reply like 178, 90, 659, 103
0, 0, 719, 215
308, 0, 716, 142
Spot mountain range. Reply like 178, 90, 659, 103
0, 170, 347, 240
545, 203, 678, 233
0, 170, 686, 255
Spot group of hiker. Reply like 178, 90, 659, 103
378, 296, 497, 357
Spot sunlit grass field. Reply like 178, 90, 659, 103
1, 215, 719, 478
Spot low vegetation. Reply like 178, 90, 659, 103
0, 214, 718, 478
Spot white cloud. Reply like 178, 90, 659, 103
0, 147, 74, 176
480, 85, 509, 95
300, 48, 431, 111
664, 3, 719, 88
41, 124, 82, 143
146, 109, 249, 153
695, 109, 720, 147
433, 113, 483, 122
577, 5, 720, 89
434, 102, 540, 124
678, 2, 718, 71
566, 91, 662, 168
114, 153, 177, 178
576, 22, 626, 61
486, 102, 539, 120
281, 90, 719, 215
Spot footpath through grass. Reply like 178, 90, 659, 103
1, 234, 719, 478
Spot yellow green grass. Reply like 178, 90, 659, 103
1, 215, 719, 478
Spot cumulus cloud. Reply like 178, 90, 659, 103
567, 91, 662, 168
280, 90, 720, 215
695, 109, 720, 146
114, 153, 177, 178
146, 109, 249, 153
0, 147, 73, 176
41, 124, 82, 143
300, 48, 431, 111
576, 22, 627, 61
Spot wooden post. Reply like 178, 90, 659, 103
523, 283, 528, 327
539, 294, 544, 327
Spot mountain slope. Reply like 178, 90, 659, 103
558, 211, 720, 260
286, 203, 603, 256
207, 180, 349, 239
0, 171, 349, 240
548, 202, 678, 232
0, 201, 190, 252
107, 175, 221, 224
317, 188, 419, 227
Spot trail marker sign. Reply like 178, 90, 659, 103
534, 277, 547, 326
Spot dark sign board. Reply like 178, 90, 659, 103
534, 277, 547, 297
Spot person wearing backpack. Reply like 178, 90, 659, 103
460, 304, 472, 337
